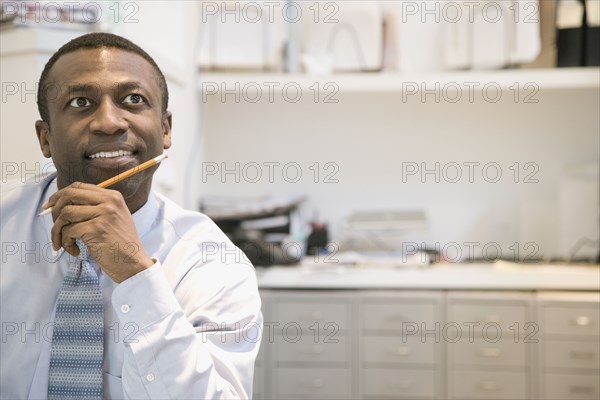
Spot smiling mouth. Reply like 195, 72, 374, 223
88, 150, 134, 159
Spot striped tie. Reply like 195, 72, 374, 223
48, 239, 104, 400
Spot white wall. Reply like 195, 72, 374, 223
198, 82, 600, 260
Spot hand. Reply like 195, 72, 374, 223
44, 182, 155, 283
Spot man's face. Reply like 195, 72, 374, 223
36, 47, 171, 211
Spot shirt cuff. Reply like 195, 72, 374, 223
111, 261, 180, 331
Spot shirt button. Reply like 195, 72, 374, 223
146, 373, 155, 382
121, 304, 130, 313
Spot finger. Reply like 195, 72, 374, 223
42, 182, 102, 209
48, 185, 120, 219
51, 205, 101, 251
61, 220, 102, 260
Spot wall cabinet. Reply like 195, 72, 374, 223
254, 290, 599, 400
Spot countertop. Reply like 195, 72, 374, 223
256, 260, 600, 291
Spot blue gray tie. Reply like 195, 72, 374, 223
48, 239, 104, 400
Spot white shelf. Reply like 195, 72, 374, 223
198, 68, 600, 93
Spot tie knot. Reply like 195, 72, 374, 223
76, 239, 89, 261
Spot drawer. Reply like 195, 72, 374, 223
273, 300, 350, 331
448, 303, 527, 332
363, 336, 437, 366
544, 339, 600, 370
448, 338, 527, 368
542, 305, 600, 336
274, 334, 349, 364
274, 367, 352, 398
542, 372, 600, 400
363, 301, 438, 332
363, 368, 437, 398
449, 370, 527, 399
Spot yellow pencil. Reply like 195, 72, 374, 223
39, 153, 168, 216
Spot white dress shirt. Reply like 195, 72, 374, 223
1, 172, 263, 399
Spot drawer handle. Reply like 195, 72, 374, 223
311, 379, 324, 389
390, 346, 410, 356
569, 385, 594, 395
478, 381, 500, 391
384, 315, 406, 323
386, 380, 411, 390
479, 347, 502, 358
302, 346, 323, 355
572, 316, 591, 327
569, 351, 594, 360
309, 311, 323, 320
481, 315, 501, 323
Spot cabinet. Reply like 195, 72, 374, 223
538, 292, 600, 400
260, 290, 355, 399
446, 292, 534, 399
255, 289, 599, 400
360, 291, 442, 399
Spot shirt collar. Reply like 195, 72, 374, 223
41, 174, 159, 263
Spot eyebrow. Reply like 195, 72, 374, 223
60, 81, 147, 98
114, 81, 146, 93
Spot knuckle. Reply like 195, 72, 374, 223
110, 190, 123, 203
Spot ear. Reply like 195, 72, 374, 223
162, 111, 172, 150
35, 120, 52, 158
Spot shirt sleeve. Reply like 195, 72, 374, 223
111, 260, 263, 399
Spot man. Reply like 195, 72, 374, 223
1, 32, 262, 399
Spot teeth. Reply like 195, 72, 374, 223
89, 150, 133, 159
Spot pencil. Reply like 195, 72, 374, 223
38, 153, 168, 216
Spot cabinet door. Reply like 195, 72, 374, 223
363, 302, 438, 332
272, 298, 351, 333
363, 368, 438, 398
274, 367, 352, 399
542, 305, 600, 336
363, 335, 437, 365
542, 373, 600, 400
450, 370, 528, 400
543, 339, 600, 370
448, 338, 528, 368
274, 334, 350, 364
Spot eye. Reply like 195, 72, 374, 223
68, 97, 91, 108
123, 93, 145, 104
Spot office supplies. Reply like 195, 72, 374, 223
197, 2, 284, 71
39, 153, 168, 216
585, 0, 600, 65
200, 195, 305, 266
557, 0, 585, 66
299, 1, 383, 72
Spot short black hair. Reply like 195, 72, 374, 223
37, 32, 169, 123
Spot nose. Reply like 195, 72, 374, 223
88, 97, 128, 135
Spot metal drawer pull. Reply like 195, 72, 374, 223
309, 311, 323, 320
387, 380, 411, 390
482, 315, 501, 323
569, 385, 594, 395
479, 347, 502, 357
302, 346, 323, 355
385, 314, 406, 322
569, 351, 594, 360
573, 316, 591, 326
390, 346, 410, 356
478, 381, 500, 391
310, 379, 324, 389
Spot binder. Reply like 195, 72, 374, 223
585, 0, 600, 65
556, 0, 585, 67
